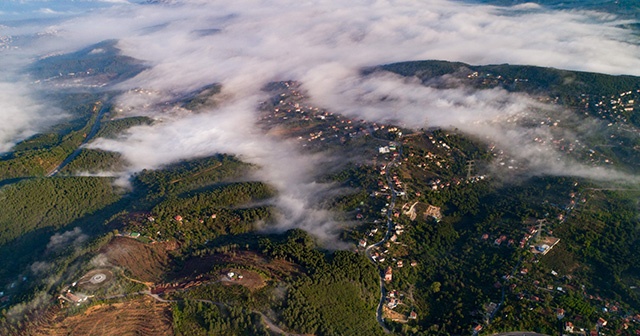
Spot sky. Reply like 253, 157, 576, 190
2, 0, 640, 241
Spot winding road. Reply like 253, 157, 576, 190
364, 138, 402, 333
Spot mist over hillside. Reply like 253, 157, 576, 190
2, 1, 640, 334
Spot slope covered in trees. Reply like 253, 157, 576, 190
0, 177, 121, 246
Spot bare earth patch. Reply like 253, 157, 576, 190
76, 269, 114, 291
100, 237, 173, 283
31, 297, 173, 336
221, 269, 266, 291
170, 250, 301, 281
383, 305, 407, 323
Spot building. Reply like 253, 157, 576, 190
531, 236, 561, 255
597, 317, 607, 327
424, 205, 442, 221
384, 267, 393, 282
564, 321, 574, 332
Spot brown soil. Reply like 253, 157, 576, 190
382, 305, 407, 323
30, 297, 172, 336
76, 269, 114, 291
101, 237, 173, 283
221, 269, 266, 291
171, 250, 300, 281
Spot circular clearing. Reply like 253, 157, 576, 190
77, 269, 114, 291
90, 273, 107, 284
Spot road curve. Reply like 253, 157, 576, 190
364, 138, 402, 334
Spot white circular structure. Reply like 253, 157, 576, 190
90, 273, 107, 284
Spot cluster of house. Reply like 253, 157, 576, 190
588, 90, 639, 124
481, 232, 515, 247
383, 287, 418, 321
260, 83, 385, 147
561, 317, 609, 335
378, 143, 397, 154
481, 220, 560, 255
58, 289, 91, 306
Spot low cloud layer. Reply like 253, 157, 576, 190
3, 0, 640, 240
46, 227, 88, 252
311, 71, 640, 182
91, 94, 347, 241
0, 82, 65, 152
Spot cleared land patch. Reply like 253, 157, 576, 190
76, 269, 114, 291
100, 237, 173, 283
31, 297, 172, 336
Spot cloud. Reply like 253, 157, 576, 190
307, 71, 640, 182
90, 95, 348, 243
29, 261, 51, 275
0, 82, 66, 153
3, 0, 640, 241
38, 8, 62, 15
4, 291, 50, 322
46, 227, 88, 252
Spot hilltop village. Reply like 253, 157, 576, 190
3, 61, 640, 335
255, 75, 640, 334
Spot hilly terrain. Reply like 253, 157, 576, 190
1, 55, 640, 335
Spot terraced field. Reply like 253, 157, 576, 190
31, 297, 172, 336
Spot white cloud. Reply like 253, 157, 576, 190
0, 82, 66, 153
3, 0, 640, 240
46, 227, 88, 252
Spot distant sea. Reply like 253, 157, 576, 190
0, 0, 145, 24
468, 0, 640, 18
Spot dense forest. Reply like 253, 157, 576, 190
172, 300, 269, 336
259, 229, 383, 335
60, 149, 125, 174
94, 116, 154, 139
0, 177, 121, 246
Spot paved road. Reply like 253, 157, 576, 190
364, 138, 402, 333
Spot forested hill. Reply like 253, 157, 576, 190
372, 60, 640, 151
28, 39, 147, 87
375, 60, 640, 98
